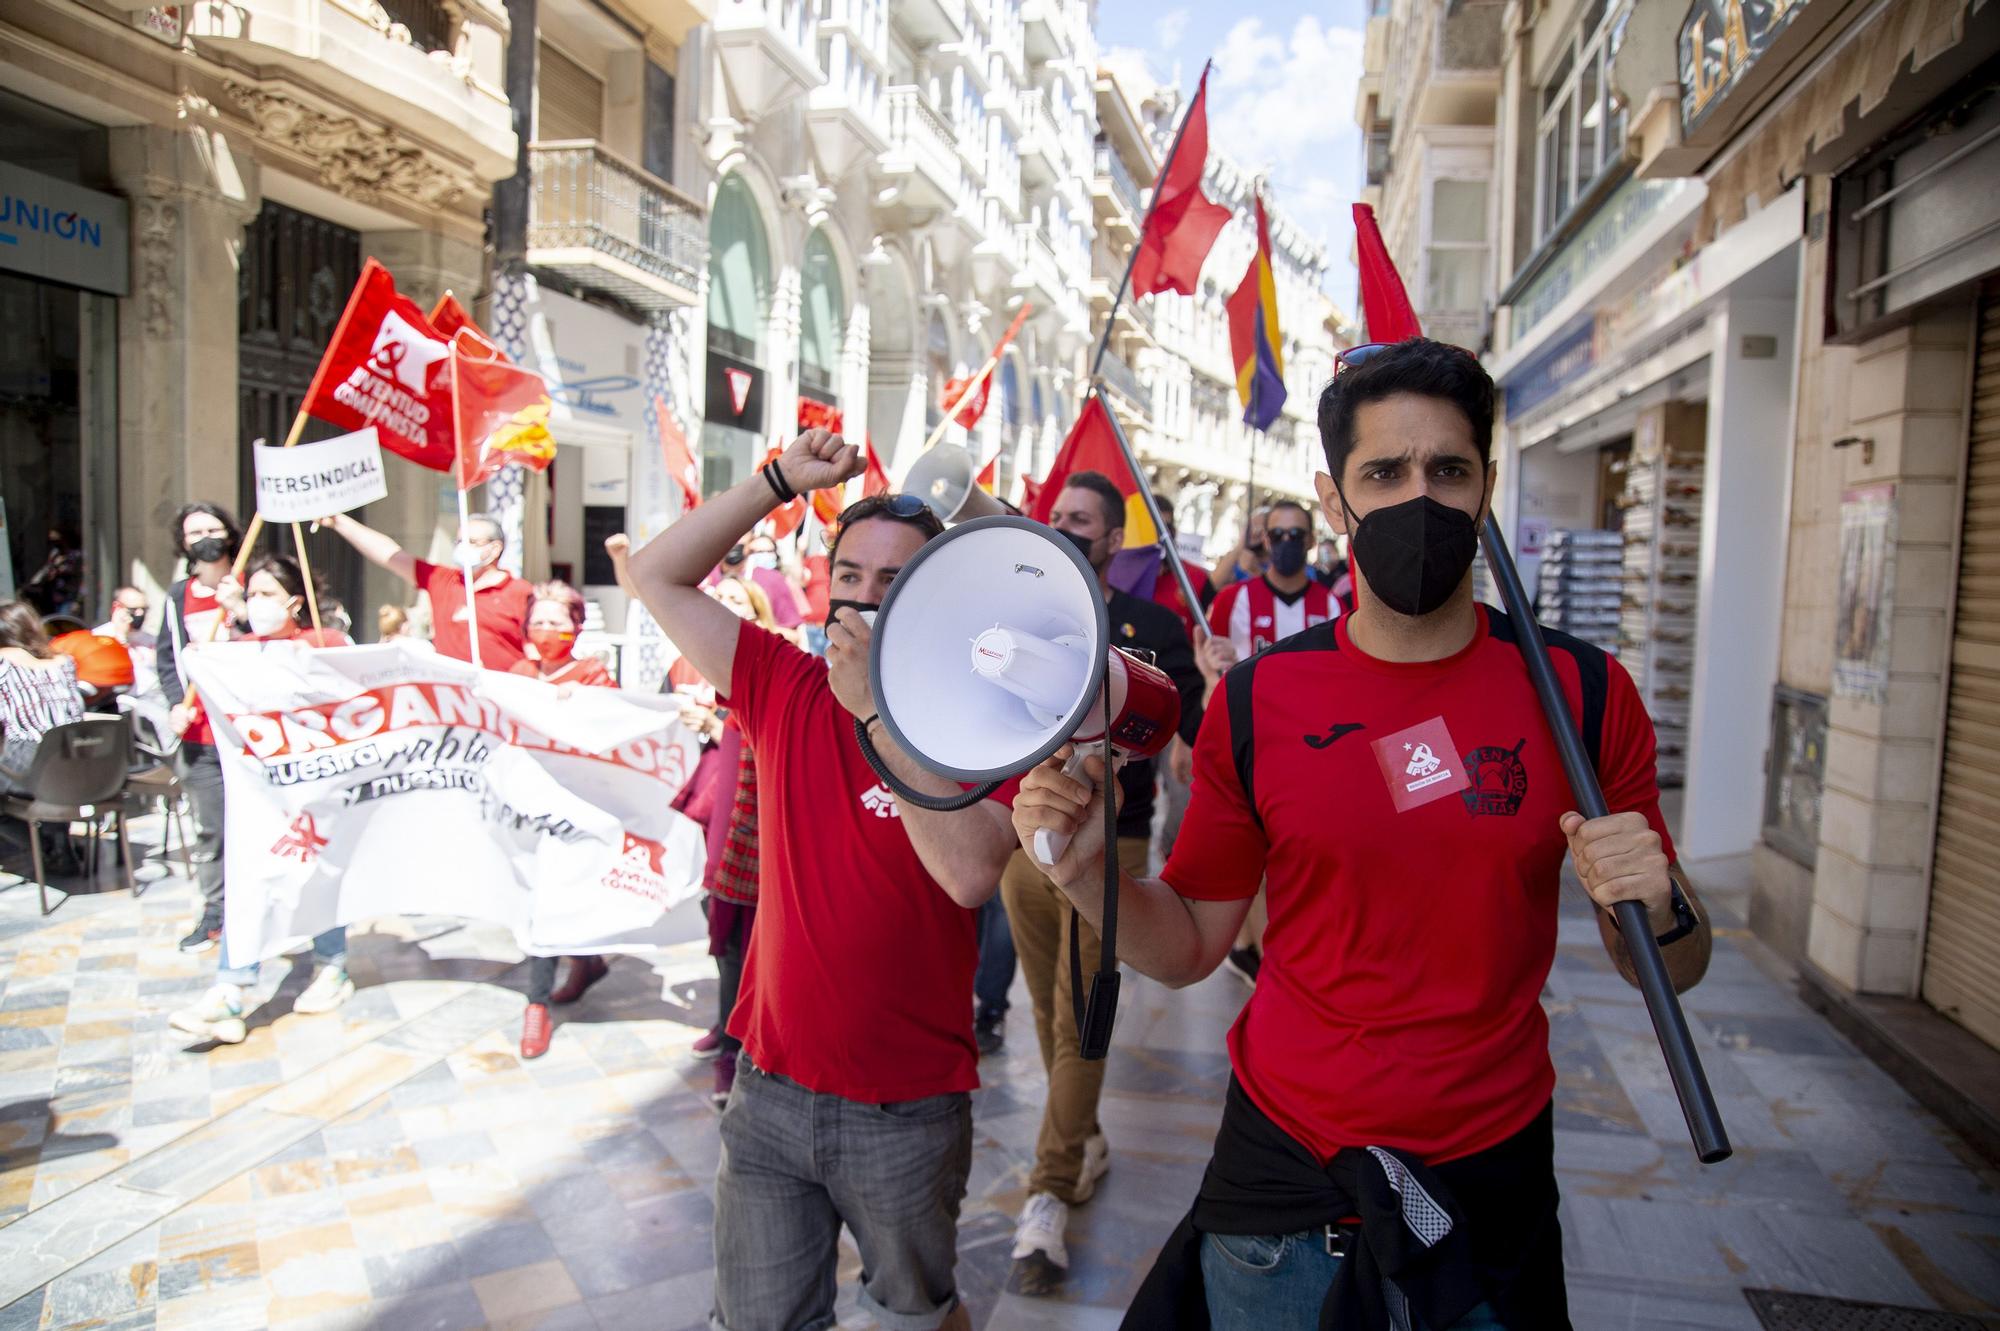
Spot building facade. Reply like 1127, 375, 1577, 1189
1, 0, 520, 625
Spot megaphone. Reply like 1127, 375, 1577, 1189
867, 516, 1181, 866
902, 444, 1012, 524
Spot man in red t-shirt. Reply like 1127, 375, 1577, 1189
1013, 340, 1713, 1328
321, 510, 533, 670
626, 429, 1019, 1331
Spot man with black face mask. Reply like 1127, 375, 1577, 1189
1012, 339, 1712, 1329
1000, 471, 1204, 1295
1196, 497, 1336, 693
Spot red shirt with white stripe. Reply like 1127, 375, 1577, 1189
1206, 575, 1337, 658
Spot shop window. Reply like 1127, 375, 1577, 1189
706, 172, 770, 363
799, 229, 844, 400
924, 309, 953, 431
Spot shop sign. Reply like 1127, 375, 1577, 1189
706, 350, 765, 431
1679, 0, 1813, 135
0, 163, 129, 296
1511, 177, 1690, 344
1504, 319, 1598, 423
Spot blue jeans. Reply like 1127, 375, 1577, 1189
711, 1054, 971, 1331
1201, 1231, 1508, 1330
218, 927, 347, 988
973, 896, 1015, 1026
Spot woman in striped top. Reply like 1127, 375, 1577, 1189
0, 600, 86, 791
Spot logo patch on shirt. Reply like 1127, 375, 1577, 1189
1371, 717, 1470, 813
1461, 739, 1530, 817
859, 783, 900, 819
1303, 722, 1366, 750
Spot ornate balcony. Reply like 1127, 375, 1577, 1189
1092, 141, 1143, 235
877, 86, 964, 214
526, 141, 706, 311
891, 0, 965, 46
1017, 89, 1058, 186
1099, 345, 1150, 422
712, 0, 823, 123
186, 0, 514, 183
806, 19, 888, 178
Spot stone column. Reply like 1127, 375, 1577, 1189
108, 122, 261, 594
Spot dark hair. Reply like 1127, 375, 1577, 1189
1056, 471, 1125, 530
0, 600, 54, 657
245, 553, 325, 629
528, 580, 588, 632
828, 493, 944, 567
1317, 338, 1494, 482
173, 502, 243, 561
1266, 498, 1313, 529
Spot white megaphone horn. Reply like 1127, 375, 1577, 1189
865, 516, 1181, 866
902, 443, 1012, 524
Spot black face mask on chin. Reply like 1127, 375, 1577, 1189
1340, 492, 1479, 618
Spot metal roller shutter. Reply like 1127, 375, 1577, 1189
536, 41, 604, 143
1923, 286, 2000, 1049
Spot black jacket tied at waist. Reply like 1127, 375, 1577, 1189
1122, 1078, 1569, 1331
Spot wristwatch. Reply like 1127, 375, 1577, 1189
1653, 881, 1698, 946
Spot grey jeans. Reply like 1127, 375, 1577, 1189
710, 1054, 972, 1331
176, 744, 225, 914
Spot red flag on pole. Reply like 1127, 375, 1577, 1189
451, 337, 556, 490
1130, 68, 1232, 299
427, 293, 506, 360
942, 373, 992, 430
1353, 203, 1425, 342
862, 437, 891, 497
655, 395, 701, 514
304, 259, 456, 471
1026, 397, 1160, 545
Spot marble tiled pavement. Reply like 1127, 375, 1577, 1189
0, 817, 1996, 1331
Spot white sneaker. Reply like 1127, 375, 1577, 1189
1073, 1132, 1111, 1203
169, 985, 247, 1045
1011, 1191, 1070, 1269
294, 966, 353, 1015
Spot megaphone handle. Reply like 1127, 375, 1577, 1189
1032, 749, 1097, 867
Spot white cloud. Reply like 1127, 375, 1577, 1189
1206, 14, 1365, 305
1155, 7, 1190, 53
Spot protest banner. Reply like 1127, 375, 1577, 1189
253, 428, 389, 523
183, 640, 707, 964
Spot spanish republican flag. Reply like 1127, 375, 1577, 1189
1226, 194, 1287, 432
450, 335, 556, 490
1025, 396, 1159, 546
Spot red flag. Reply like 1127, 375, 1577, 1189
942, 373, 992, 430
976, 454, 998, 494
304, 258, 455, 471
1353, 203, 1424, 342
655, 394, 701, 513
1130, 68, 1232, 299
1026, 397, 1159, 545
862, 437, 890, 497
451, 337, 556, 490
427, 293, 505, 360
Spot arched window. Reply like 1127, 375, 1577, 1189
997, 355, 1023, 494
925, 310, 953, 430
799, 228, 844, 401
707, 173, 770, 362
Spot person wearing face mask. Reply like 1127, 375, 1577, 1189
715, 535, 808, 634
320, 510, 534, 670
95, 587, 158, 693
170, 554, 356, 1044
156, 503, 250, 953
1001, 472, 1206, 1296
1012, 340, 1712, 1331
625, 432, 1025, 1331
505, 581, 620, 1057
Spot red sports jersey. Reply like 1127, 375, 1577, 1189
720, 623, 1008, 1103
1207, 576, 1336, 657
1163, 605, 1672, 1164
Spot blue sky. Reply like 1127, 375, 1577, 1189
1095, 0, 1369, 307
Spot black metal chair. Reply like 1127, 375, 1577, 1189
1, 716, 136, 915
118, 695, 190, 887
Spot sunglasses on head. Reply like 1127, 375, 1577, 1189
830, 492, 944, 545
1335, 339, 1479, 374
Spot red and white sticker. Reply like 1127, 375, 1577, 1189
1371, 716, 1470, 813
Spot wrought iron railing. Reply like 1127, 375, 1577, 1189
1094, 141, 1142, 220
378, 0, 457, 53
526, 142, 706, 296
1099, 346, 1148, 414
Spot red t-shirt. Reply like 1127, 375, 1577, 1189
720, 622, 1002, 1103
1163, 605, 1673, 1164
414, 560, 534, 671
508, 655, 615, 688
1154, 559, 1213, 644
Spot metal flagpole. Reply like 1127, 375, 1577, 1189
1087, 59, 1212, 383
1092, 389, 1206, 637
451, 349, 485, 672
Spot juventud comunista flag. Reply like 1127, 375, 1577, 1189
183, 640, 707, 963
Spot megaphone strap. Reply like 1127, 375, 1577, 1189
850, 715, 1003, 812
1071, 683, 1120, 1062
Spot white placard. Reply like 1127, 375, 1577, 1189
254, 428, 390, 522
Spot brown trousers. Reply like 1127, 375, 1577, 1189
999, 838, 1152, 1202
